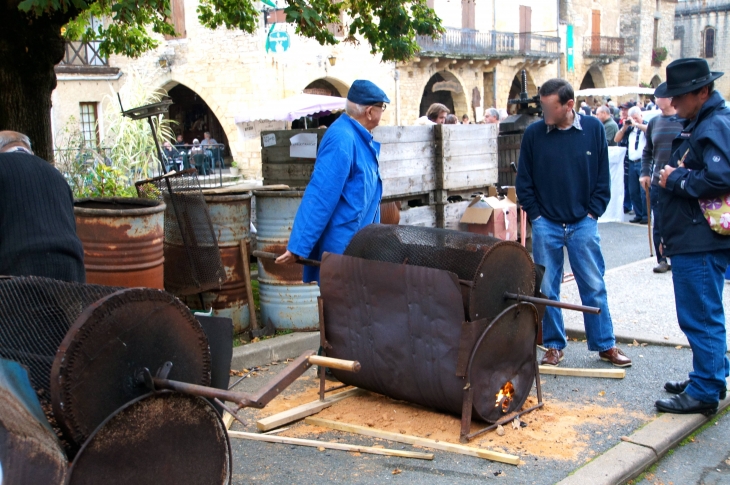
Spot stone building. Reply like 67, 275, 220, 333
52, 0, 564, 177
674, 0, 730, 98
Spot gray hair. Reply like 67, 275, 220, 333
596, 106, 611, 116
0, 131, 32, 153
485, 108, 500, 121
628, 106, 643, 117
345, 99, 367, 118
608, 101, 617, 107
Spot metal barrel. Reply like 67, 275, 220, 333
74, 198, 165, 289
253, 190, 320, 331
184, 192, 252, 335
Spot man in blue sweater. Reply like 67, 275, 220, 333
516, 79, 631, 368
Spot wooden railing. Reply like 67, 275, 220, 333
417, 28, 559, 59
583, 35, 625, 57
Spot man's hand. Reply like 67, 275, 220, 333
658, 165, 676, 188
639, 175, 651, 191
587, 213, 596, 220
275, 250, 299, 264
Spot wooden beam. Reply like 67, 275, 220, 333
222, 411, 235, 430
305, 417, 520, 466
256, 388, 364, 431
228, 431, 434, 460
538, 366, 626, 379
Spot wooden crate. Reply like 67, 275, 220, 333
261, 129, 324, 188
435, 124, 498, 192
376, 126, 436, 199
497, 133, 522, 187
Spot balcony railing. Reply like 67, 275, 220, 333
417, 27, 559, 59
675, 0, 730, 16
583, 35, 625, 57
56, 41, 120, 75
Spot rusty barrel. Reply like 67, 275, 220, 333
74, 198, 165, 288
253, 190, 320, 331
184, 192, 251, 335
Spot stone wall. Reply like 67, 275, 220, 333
674, 1, 730, 99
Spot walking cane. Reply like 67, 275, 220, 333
646, 187, 654, 257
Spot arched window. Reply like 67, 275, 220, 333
704, 27, 716, 58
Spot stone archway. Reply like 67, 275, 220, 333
302, 77, 349, 97
163, 81, 231, 160
650, 75, 662, 88
580, 66, 607, 90
419, 71, 468, 119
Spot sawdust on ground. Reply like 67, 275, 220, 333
256, 382, 648, 462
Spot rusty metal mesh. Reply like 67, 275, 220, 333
344, 224, 500, 283
0, 276, 121, 406
136, 169, 225, 296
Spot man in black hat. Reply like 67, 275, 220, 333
654, 58, 730, 415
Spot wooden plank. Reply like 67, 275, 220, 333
379, 156, 434, 178
439, 124, 497, 142
201, 183, 289, 194
222, 411, 235, 430
398, 205, 436, 227
443, 201, 470, 231
305, 417, 520, 466
382, 175, 436, 199
443, 167, 499, 191
442, 139, 498, 158
538, 366, 626, 379
444, 153, 498, 172
260, 129, 324, 148
228, 430, 435, 460
373, 125, 434, 144
261, 146, 320, 163
379, 141, 435, 163
262, 163, 315, 182
256, 388, 364, 431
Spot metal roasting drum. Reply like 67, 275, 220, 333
322, 224, 540, 425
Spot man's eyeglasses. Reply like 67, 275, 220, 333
371, 104, 387, 111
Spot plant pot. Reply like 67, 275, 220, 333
74, 197, 166, 288
230, 167, 240, 176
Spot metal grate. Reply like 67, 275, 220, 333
136, 169, 225, 296
0, 276, 121, 406
344, 224, 499, 283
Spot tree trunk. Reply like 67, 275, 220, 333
0, 4, 68, 163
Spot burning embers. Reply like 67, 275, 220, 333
495, 381, 515, 413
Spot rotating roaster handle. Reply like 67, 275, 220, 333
142, 351, 360, 410
503, 292, 601, 314
252, 250, 321, 267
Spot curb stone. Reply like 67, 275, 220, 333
230, 332, 320, 370
556, 378, 730, 485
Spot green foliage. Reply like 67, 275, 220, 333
19, 0, 442, 61
652, 47, 668, 66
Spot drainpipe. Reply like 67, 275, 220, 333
394, 61, 401, 125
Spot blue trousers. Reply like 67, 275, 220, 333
531, 216, 616, 352
629, 161, 647, 220
623, 158, 632, 212
671, 250, 730, 403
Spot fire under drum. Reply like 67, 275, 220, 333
317, 224, 598, 441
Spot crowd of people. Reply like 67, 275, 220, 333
161, 131, 225, 174
413, 103, 508, 126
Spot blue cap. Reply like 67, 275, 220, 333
346, 80, 390, 105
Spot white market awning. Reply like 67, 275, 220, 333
575, 86, 656, 97
234, 94, 346, 123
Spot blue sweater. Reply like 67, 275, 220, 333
516, 114, 611, 224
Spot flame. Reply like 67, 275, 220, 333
495, 381, 515, 413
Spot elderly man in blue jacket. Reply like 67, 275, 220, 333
275, 80, 389, 282
654, 58, 730, 415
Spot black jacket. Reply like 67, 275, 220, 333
660, 91, 730, 256
0, 152, 85, 282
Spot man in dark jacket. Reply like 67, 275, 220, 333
0, 131, 85, 283
654, 59, 730, 415
516, 79, 631, 369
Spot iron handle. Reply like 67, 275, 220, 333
252, 250, 321, 267
503, 292, 601, 314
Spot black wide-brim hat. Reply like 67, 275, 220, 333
655, 57, 724, 98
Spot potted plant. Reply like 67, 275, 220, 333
230, 160, 241, 176
652, 47, 668, 66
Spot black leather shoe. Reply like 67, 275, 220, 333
629, 216, 642, 223
655, 392, 718, 415
664, 379, 727, 399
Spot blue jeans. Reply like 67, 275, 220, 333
531, 216, 615, 352
629, 161, 647, 220
671, 250, 730, 403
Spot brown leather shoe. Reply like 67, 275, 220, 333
599, 347, 632, 367
541, 349, 564, 366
